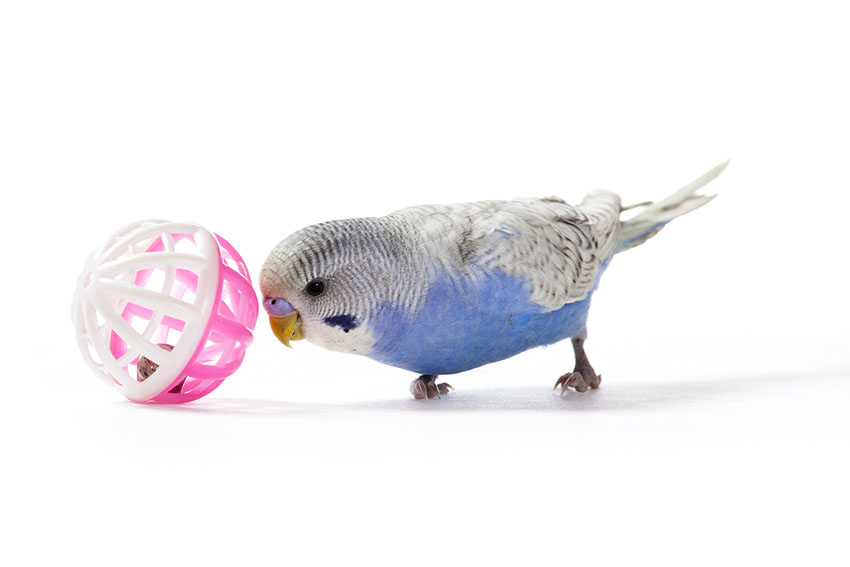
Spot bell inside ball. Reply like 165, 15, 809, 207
72, 220, 259, 403
136, 343, 174, 382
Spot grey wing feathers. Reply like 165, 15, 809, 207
393, 192, 622, 312
481, 192, 621, 310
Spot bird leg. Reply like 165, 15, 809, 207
554, 338, 602, 395
410, 375, 454, 400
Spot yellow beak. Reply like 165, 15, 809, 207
269, 312, 304, 348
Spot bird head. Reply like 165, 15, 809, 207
260, 218, 420, 355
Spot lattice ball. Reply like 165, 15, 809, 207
72, 220, 259, 403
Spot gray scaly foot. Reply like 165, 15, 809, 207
410, 374, 454, 399
554, 338, 602, 395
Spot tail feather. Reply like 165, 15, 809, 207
616, 160, 727, 252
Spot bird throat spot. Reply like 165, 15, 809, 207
323, 314, 359, 333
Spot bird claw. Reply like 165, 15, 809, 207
411, 380, 428, 399
554, 372, 587, 394
435, 382, 454, 398
410, 375, 453, 399
554, 370, 601, 395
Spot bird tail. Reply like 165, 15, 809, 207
615, 160, 728, 253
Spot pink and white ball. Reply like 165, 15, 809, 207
72, 220, 259, 403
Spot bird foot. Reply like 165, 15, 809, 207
554, 368, 601, 395
410, 375, 454, 400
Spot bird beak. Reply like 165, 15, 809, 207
269, 312, 304, 348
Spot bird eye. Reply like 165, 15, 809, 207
305, 277, 326, 297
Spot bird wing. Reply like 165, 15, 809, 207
391, 191, 622, 312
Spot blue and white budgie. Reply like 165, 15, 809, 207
260, 162, 727, 399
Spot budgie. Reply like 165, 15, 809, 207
260, 162, 726, 399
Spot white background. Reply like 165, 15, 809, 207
2, 1, 848, 565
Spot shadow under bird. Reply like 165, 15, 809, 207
260, 162, 727, 399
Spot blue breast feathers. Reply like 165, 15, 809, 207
366, 262, 608, 375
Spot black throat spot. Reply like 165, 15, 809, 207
323, 314, 359, 333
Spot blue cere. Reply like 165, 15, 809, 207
367, 262, 609, 375
264, 296, 296, 317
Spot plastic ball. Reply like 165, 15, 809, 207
72, 220, 259, 403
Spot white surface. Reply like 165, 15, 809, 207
2, 1, 849, 566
